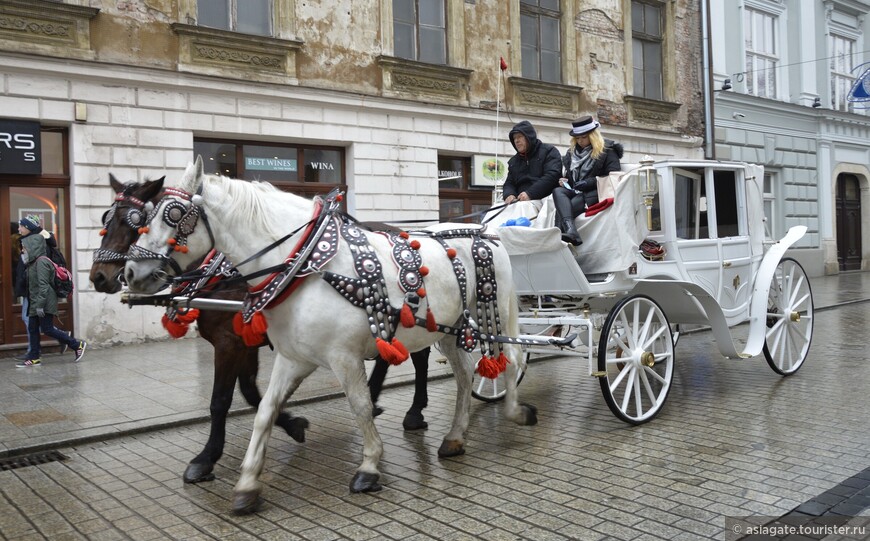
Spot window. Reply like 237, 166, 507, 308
393, 0, 446, 64
712, 171, 741, 237
762, 172, 777, 239
674, 169, 708, 240
198, 0, 271, 36
831, 33, 856, 112
631, 1, 663, 100
744, 7, 778, 99
520, 0, 561, 83
193, 139, 345, 200
438, 156, 492, 223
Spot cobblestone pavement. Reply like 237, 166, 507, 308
1, 291, 869, 540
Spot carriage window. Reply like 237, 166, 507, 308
713, 170, 741, 237
674, 169, 707, 240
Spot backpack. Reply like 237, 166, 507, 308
38, 256, 74, 298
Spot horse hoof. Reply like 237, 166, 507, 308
437, 439, 466, 458
372, 406, 384, 417
349, 472, 382, 493
402, 411, 428, 431
183, 463, 215, 484
284, 416, 309, 443
521, 403, 538, 426
231, 490, 262, 515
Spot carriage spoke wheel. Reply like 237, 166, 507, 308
471, 352, 526, 403
598, 295, 674, 425
763, 257, 813, 375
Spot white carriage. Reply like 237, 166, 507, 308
473, 157, 814, 424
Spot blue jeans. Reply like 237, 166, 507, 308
26, 312, 78, 359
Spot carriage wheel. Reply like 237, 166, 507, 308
763, 257, 814, 375
598, 295, 674, 425
471, 352, 527, 403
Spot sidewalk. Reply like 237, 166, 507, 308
1, 270, 868, 459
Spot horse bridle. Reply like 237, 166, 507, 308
127, 186, 214, 278
92, 183, 156, 264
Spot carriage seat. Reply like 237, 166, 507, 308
497, 166, 644, 275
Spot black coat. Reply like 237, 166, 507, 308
503, 121, 562, 201
561, 139, 624, 207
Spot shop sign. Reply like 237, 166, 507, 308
0, 120, 41, 175
245, 156, 298, 172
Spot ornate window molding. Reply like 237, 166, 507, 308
377, 56, 472, 104
171, 24, 302, 84
507, 76, 583, 114
623, 95, 681, 126
0, 0, 99, 60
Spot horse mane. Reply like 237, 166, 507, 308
188, 172, 311, 242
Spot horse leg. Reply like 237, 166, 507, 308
501, 295, 538, 426
236, 347, 309, 443
333, 357, 383, 493
402, 346, 430, 431
232, 354, 316, 515
367, 356, 389, 417
183, 361, 235, 484
436, 340, 472, 457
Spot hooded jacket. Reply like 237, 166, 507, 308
503, 121, 562, 201
22, 232, 59, 317
561, 138, 625, 206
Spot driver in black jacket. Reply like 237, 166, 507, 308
502, 120, 562, 204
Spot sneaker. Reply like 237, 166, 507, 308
14, 352, 31, 361
16, 358, 41, 367
74, 340, 87, 363
59, 331, 72, 354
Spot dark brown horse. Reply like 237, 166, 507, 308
90, 175, 309, 484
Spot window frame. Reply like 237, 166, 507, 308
519, 0, 563, 83
437, 155, 493, 224
830, 31, 857, 112
193, 138, 347, 202
630, 0, 664, 100
743, 5, 780, 100
393, 0, 447, 64
197, 0, 273, 36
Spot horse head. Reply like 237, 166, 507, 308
90, 174, 164, 293
124, 156, 214, 293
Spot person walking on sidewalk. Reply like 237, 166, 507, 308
14, 216, 70, 361
16, 221, 85, 367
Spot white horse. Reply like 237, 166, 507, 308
124, 157, 537, 514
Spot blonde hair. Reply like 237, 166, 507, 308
571, 128, 605, 160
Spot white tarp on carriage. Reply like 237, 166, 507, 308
486, 171, 644, 275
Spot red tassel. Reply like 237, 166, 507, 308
446, 248, 457, 259
250, 311, 268, 334
417, 287, 426, 298
426, 308, 437, 332
162, 314, 189, 338
391, 338, 409, 362
233, 312, 245, 336
376, 337, 401, 365
400, 303, 416, 328
99, 229, 107, 236
399, 231, 409, 239
241, 325, 262, 347
476, 355, 501, 379
500, 56, 508, 71
419, 266, 429, 276
410, 240, 421, 250
175, 308, 200, 324
497, 352, 509, 372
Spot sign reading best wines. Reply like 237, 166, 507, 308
0, 120, 41, 175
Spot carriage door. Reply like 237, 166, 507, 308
836, 173, 862, 271
711, 170, 752, 318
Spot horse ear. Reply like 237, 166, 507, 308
194, 155, 204, 178
143, 176, 165, 202
109, 173, 124, 194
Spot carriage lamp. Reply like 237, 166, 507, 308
639, 155, 659, 230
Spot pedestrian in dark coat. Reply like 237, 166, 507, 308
17, 220, 86, 367
502, 120, 562, 204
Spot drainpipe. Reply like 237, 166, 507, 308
701, 0, 715, 159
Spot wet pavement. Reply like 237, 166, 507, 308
0, 271, 869, 540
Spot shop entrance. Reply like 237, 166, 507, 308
0, 126, 71, 353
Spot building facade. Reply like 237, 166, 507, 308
708, 0, 870, 277
0, 0, 704, 347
